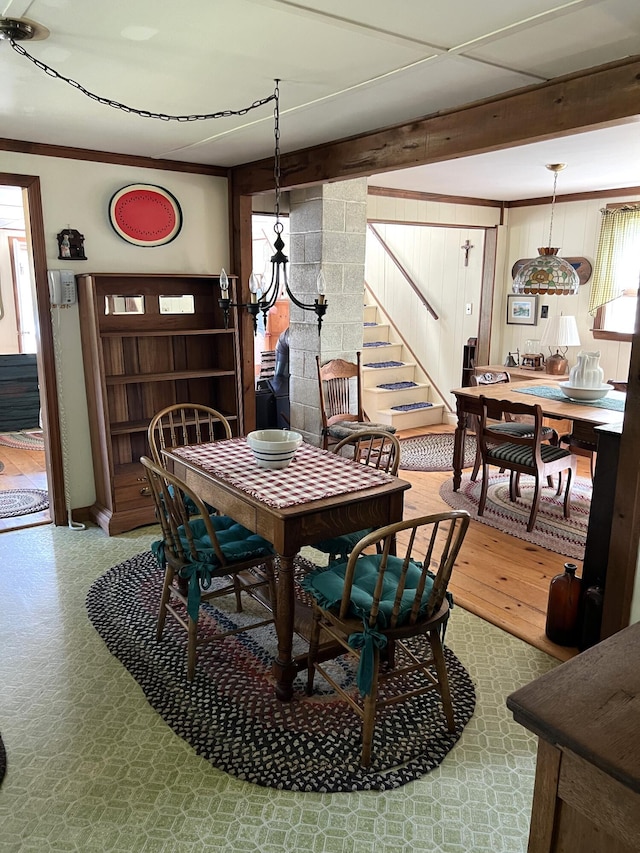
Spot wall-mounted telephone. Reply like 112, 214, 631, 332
48, 270, 77, 305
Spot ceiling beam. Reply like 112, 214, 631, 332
231, 54, 640, 195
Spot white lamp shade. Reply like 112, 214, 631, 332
540, 314, 581, 349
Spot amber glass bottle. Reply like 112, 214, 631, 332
545, 563, 582, 646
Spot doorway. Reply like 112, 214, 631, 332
0, 175, 65, 531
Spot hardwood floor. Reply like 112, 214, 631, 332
397, 425, 585, 662
1, 424, 583, 660
0, 442, 50, 532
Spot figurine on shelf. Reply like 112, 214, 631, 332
57, 228, 86, 261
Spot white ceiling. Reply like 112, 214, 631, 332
1, 0, 639, 206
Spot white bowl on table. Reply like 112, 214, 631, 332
246, 429, 303, 469
559, 382, 614, 402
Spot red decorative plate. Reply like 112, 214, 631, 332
109, 184, 182, 246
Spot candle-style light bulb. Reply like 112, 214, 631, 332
249, 272, 262, 303
219, 268, 229, 296
316, 270, 326, 305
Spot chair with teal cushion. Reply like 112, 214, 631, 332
313, 429, 401, 563
477, 396, 577, 533
303, 510, 470, 767
148, 403, 233, 516
141, 456, 276, 681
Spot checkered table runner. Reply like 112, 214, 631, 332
171, 439, 394, 509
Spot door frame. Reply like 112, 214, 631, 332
1, 173, 65, 525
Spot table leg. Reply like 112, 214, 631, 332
272, 552, 298, 701
453, 401, 467, 492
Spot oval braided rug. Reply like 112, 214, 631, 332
86, 552, 476, 792
0, 489, 49, 519
440, 472, 591, 560
400, 433, 477, 472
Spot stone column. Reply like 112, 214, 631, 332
287, 179, 367, 445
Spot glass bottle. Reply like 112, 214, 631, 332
545, 563, 582, 646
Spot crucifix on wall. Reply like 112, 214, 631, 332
461, 239, 474, 266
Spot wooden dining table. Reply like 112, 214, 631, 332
451, 379, 626, 491
163, 438, 411, 701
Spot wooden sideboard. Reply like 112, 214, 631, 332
507, 622, 640, 852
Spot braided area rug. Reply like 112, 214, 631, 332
0, 489, 49, 519
86, 552, 476, 792
0, 430, 45, 451
440, 473, 592, 560
400, 433, 477, 472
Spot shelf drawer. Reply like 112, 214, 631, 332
114, 464, 154, 510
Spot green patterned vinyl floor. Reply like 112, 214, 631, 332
0, 523, 557, 852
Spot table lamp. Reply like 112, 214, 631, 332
540, 314, 581, 375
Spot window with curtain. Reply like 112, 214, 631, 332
590, 204, 640, 340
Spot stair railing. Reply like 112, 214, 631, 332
368, 223, 439, 320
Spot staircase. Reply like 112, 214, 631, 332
361, 303, 445, 430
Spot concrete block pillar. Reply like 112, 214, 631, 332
287, 179, 367, 445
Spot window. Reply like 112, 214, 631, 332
590, 204, 640, 341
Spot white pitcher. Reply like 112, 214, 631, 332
569, 351, 604, 388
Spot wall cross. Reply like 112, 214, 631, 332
461, 239, 474, 266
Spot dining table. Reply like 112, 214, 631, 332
163, 437, 411, 701
451, 378, 626, 491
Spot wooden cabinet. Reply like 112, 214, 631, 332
77, 272, 243, 535
507, 622, 640, 853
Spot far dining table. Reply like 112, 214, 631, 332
451, 379, 626, 491
163, 438, 411, 701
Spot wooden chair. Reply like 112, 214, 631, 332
316, 352, 395, 450
140, 456, 277, 681
477, 396, 577, 533
469, 371, 559, 482
303, 510, 471, 767
312, 429, 401, 562
559, 380, 627, 479
148, 403, 232, 465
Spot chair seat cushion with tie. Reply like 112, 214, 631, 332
303, 511, 470, 767
316, 352, 396, 450
313, 430, 401, 562
141, 456, 277, 681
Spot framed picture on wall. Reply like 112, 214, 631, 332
506, 294, 538, 325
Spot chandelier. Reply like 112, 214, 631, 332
512, 164, 580, 296
218, 81, 328, 334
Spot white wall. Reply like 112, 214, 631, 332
366, 194, 501, 412
0, 228, 22, 352
0, 151, 229, 509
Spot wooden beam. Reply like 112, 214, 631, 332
231, 55, 640, 195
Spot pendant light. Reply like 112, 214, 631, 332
512, 164, 580, 296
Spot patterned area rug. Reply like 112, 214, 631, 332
400, 433, 477, 472
0, 489, 49, 519
86, 552, 476, 792
0, 430, 45, 451
440, 473, 592, 560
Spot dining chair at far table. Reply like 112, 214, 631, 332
312, 429, 402, 563
559, 379, 628, 480
477, 396, 577, 533
303, 510, 471, 768
316, 352, 396, 450
469, 371, 559, 482
140, 455, 277, 681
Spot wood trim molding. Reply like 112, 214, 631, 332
508, 187, 640, 208
0, 137, 227, 177
231, 55, 640, 196
367, 185, 503, 208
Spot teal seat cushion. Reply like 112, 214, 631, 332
313, 528, 372, 560
326, 422, 396, 440
302, 554, 434, 695
151, 515, 274, 622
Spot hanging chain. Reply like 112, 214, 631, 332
547, 169, 558, 248
10, 39, 275, 122
273, 79, 282, 227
